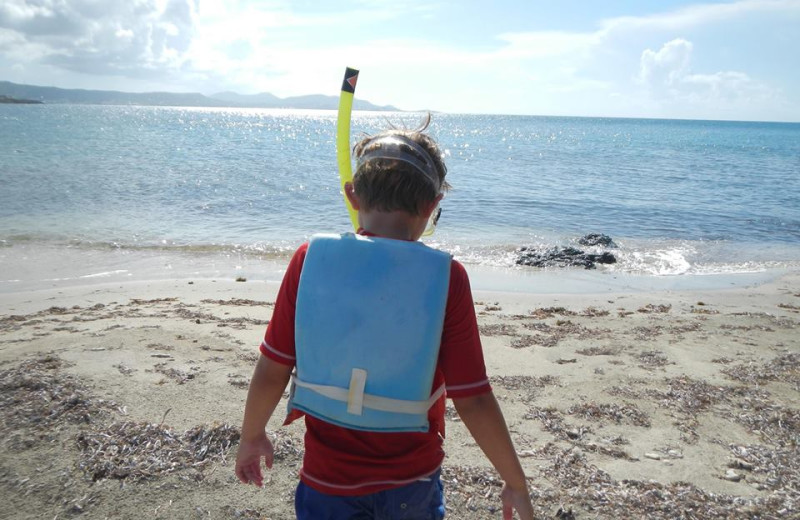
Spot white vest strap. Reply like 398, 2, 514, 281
292, 372, 446, 416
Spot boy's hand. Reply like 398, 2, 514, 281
235, 431, 274, 487
501, 483, 534, 520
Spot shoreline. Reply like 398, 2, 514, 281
0, 268, 789, 305
1, 270, 798, 518
1, 237, 793, 296
3, 234, 800, 296
0, 266, 790, 301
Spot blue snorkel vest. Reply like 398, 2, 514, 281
288, 233, 452, 432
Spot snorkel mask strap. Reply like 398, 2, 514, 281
355, 135, 442, 193
355, 134, 444, 236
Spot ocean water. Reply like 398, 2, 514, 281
1, 104, 799, 292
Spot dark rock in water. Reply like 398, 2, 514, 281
516, 246, 617, 270
589, 252, 617, 265
0, 95, 43, 104
578, 233, 616, 248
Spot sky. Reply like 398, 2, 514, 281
1, 0, 799, 121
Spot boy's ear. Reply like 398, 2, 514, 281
422, 194, 444, 218
344, 182, 361, 210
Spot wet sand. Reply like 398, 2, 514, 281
1, 272, 798, 519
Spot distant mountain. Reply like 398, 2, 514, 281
209, 91, 397, 111
0, 81, 399, 111
210, 91, 282, 105
0, 81, 228, 107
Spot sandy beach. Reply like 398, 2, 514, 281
1, 270, 798, 519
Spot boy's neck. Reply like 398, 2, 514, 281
359, 210, 425, 241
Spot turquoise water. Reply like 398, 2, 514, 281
1, 104, 799, 290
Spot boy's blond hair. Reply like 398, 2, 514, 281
352, 115, 450, 216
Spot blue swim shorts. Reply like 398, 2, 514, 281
295, 469, 445, 520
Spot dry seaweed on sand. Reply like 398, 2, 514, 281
636, 349, 670, 367
609, 376, 736, 444
721, 353, 800, 387
0, 356, 117, 448
711, 357, 734, 364
113, 363, 136, 376
519, 426, 636, 460
509, 335, 542, 349
130, 298, 179, 305
153, 362, 197, 384
514, 378, 799, 517
236, 350, 260, 363
567, 402, 652, 427
647, 376, 729, 415
580, 441, 635, 460
691, 305, 719, 314
523, 321, 554, 332
719, 323, 774, 332
228, 374, 250, 388
524, 407, 595, 442
726, 443, 800, 493
491, 374, 560, 391
733, 400, 800, 447
630, 326, 665, 341
578, 307, 610, 317
478, 323, 519, 336
441, 464, 504, 515
518, 320, 609, 348
490, 375, 560, 402
576, 346, 621, 356
668, 321, 704, 334
519, 443, 798, 519
173, 304, 268, 328
270, 430, 304, 463
524, 406, 570, 436
145, 342, 175, 351
76, 421, 240, 482
556, 320, 611, 340
220, 506, 265, 518
522, 333, 561, 348
637, 303, 672, 313
200, 298, 272, 307
529, 307, 577, 319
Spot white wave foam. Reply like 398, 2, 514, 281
79, 270, 130, 279
614, 248, 694, 276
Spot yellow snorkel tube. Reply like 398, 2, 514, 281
337, 67, 360, 231
336, 67, 440, 236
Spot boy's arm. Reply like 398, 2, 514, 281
235, 355, 293, 487
452, 392, 535, 520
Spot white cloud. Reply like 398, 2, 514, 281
638, 38, 693, 90
0, 0, 198, 79
682, 70, 776, 103
495, 31, 601, 59
0, 25, 51, 61
637, 38, 780, 118
0, 1, 55, 24
600, 0, 800, 34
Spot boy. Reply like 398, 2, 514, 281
236, 118, 534, 519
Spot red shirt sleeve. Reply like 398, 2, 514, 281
260, 243, 308, 366
439, 260, 491, 399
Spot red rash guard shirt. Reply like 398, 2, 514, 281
260, 240, 491, 496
